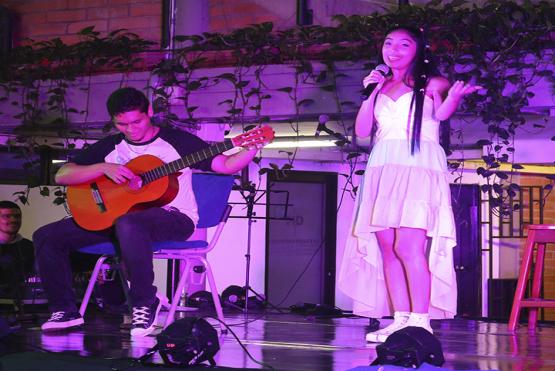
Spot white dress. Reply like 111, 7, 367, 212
338, 91, 457, 319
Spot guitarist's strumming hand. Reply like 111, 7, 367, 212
101, 163, 136, 184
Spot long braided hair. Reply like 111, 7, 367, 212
374, 26, 441, 155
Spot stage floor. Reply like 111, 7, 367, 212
2, 308, 555, 371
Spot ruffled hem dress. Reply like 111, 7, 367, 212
338, 91, 457, 319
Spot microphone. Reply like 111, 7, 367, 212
315, 114, 330, 137
361, 64, 390, 100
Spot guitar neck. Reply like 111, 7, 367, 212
142, 139, 234, 184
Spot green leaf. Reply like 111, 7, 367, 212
277, 87, 293, 93
320, 85, 336, 92
297, 99, 314, 107
506, 75, 520, 84
187, 81, 202, 91
315, 71, 327, 83
215, 73, 236, 82
448, 162, 460, 170
481, 184, 491, 193
78, 26, 97, 35
235, 80, 249, 88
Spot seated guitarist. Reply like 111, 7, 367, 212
34, 87, 257, 336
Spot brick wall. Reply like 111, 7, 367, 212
0, 0, 162, 45
0, 0, 395, 46
0, 0, 288, 46
516, 174, 555, 321
208, 0, 295, 33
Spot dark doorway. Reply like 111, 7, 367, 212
450, 183, 482, 317
265, 170, 337, 308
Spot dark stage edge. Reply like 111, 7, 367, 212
0, 308, 554, 371
0, 351, 259, 371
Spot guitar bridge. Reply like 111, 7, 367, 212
90, 182, 107, 213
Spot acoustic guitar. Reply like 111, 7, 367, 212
66, 126, 274, 231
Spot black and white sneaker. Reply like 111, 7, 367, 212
41, 311, 84, 331
130, 297, 161, 337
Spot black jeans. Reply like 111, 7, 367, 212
33, 207, 195, 313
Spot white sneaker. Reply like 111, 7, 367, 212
404, 313, 433, 334
366, 313, 409, 343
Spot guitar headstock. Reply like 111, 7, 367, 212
232, 125, 275, 149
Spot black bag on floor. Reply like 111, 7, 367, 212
156, 317, 220, 366
371, 326, 445, 368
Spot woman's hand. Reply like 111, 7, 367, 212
433, 80, 484, 121
447, 80, 483, 100
362, 69, 388, 90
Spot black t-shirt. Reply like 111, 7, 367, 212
0, 236, 35, 286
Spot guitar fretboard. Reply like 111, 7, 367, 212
141, 139, 234, 184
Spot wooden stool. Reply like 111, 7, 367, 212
508, 224, 555, 331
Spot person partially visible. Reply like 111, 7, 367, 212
0, 201, 35, 302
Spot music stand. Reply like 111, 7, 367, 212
230, 170, 292, 314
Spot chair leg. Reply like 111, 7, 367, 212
163, 259, 191, 328
508, 231, 536, 331
200, 256, 225, 327
112, 256, 132, 312
528, 243, 546, 331
79, 256, 108, 317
